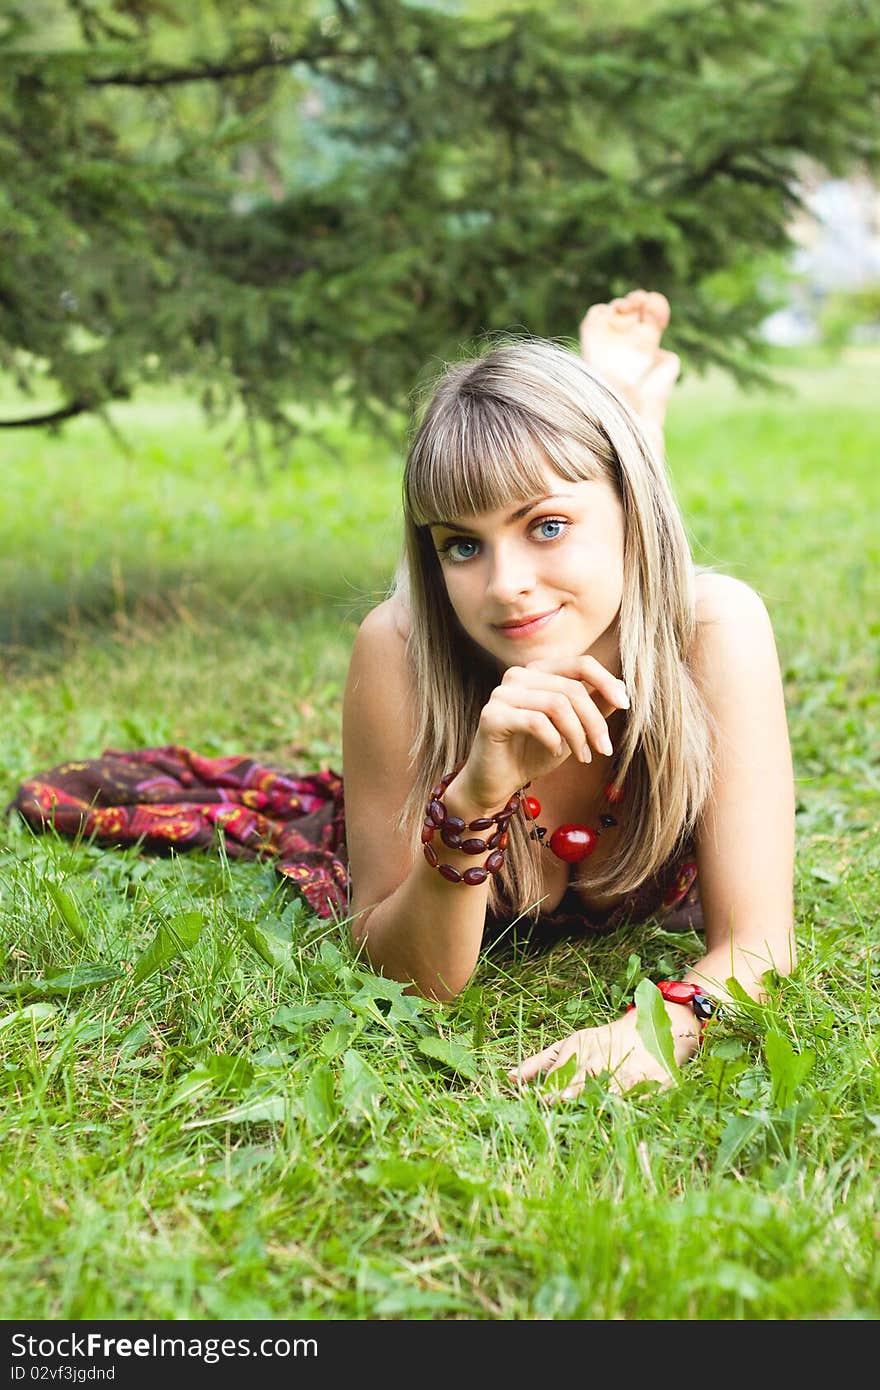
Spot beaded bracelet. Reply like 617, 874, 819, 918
625, 978, 720, 1032
421, 767, 525, 885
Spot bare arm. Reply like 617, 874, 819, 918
685, 573, 796, 999
342, 599, 498, 1000
343, 598, 629, 1000
512, 573, 797, 1094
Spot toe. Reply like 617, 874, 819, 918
644, 291, 671, 331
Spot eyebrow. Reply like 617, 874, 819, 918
429, 493, 575, 532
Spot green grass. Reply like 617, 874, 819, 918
1, 352, 878, 1320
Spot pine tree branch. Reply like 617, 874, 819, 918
0, 401, 88, 428
86, 43, 384, 89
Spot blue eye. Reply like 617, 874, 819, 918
440, 537, 479, 562
535, 518, 567, 541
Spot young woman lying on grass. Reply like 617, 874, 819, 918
342, 289, 796, 1095
12, 290, 796, 1097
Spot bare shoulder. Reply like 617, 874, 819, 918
356, 591, 411, 645
694, 570, 770, 628
346, 596, 412, 713
691, 570, 781, 699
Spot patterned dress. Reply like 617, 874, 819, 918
10, 745, 699, 937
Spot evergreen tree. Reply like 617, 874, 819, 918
1, 0, 878, 449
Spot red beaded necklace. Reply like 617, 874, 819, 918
522, 768, 624, 863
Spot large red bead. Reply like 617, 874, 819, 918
657, 980, 699, 1005
486, 851, 505, 875
548, 824, 598, 863
423, 843, 439, 868
523, 796, 541, 820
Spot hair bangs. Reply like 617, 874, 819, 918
405, 392, 598, 529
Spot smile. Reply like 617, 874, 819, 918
494, 607, 562, 639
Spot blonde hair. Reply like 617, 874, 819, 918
394, 337, 716, 922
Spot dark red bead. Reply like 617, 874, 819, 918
462, 866, 489, 886
445, 815, 466, 834
428, 799, 446, 826
423, 843, 438, 868
468, 816, 494, 831
657, 980, 698, 1005
440, 827, 462, 849
548, 824, 598, 863
420, 824, 435, 844
438, 863, 463, 883
485, 851, 505, 875
429, 783, 444, 801
523, 796, 541, 819
504, 794, 521, 815
460, 837, 488, 855
488, 829, 502, 849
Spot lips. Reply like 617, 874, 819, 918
494, 606, 562, 638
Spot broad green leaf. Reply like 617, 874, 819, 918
542, 1051, 578, 1094
339, 1049, 384, 1122
359, 1158, 499, 1200
272, 1001, 337, 1031
180, 1092, 287, 1130
724, 975, 757, 1008
417, 1035, 479, 1081
320, 1022, 361, 1059
634, 978, 680, 1083
713, 1112, 767, 1174
301, 1065, 337, 1131
623, 952, 642, 992
240, 919, 298, 975
0, 1002, 57, 1034
45, 882, 88, 945
167, 1055, 256, 1109
0, 964, 122, 997
765, 1030, 814, 1108
131, 910, 204, 984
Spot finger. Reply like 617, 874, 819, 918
482, 702, 574, 764
495, 685, 599, 763
501, 669, 621, 756
523, 655, 630, 714
507, 1038, 568, 1082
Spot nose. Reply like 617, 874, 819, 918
485, 539, 535, 604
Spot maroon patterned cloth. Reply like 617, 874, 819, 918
10, 745, 699, 937
11, 746, 348, 920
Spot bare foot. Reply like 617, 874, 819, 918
579, 290, 680, 452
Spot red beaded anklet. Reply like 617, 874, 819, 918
421, 767, 522, 885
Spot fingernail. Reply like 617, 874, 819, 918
618, 685, 630, 708
581, 744, 592, 763
600, 733, 613, 756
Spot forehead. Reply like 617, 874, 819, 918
428, 472, 606, 530
405, 398, 606, 529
